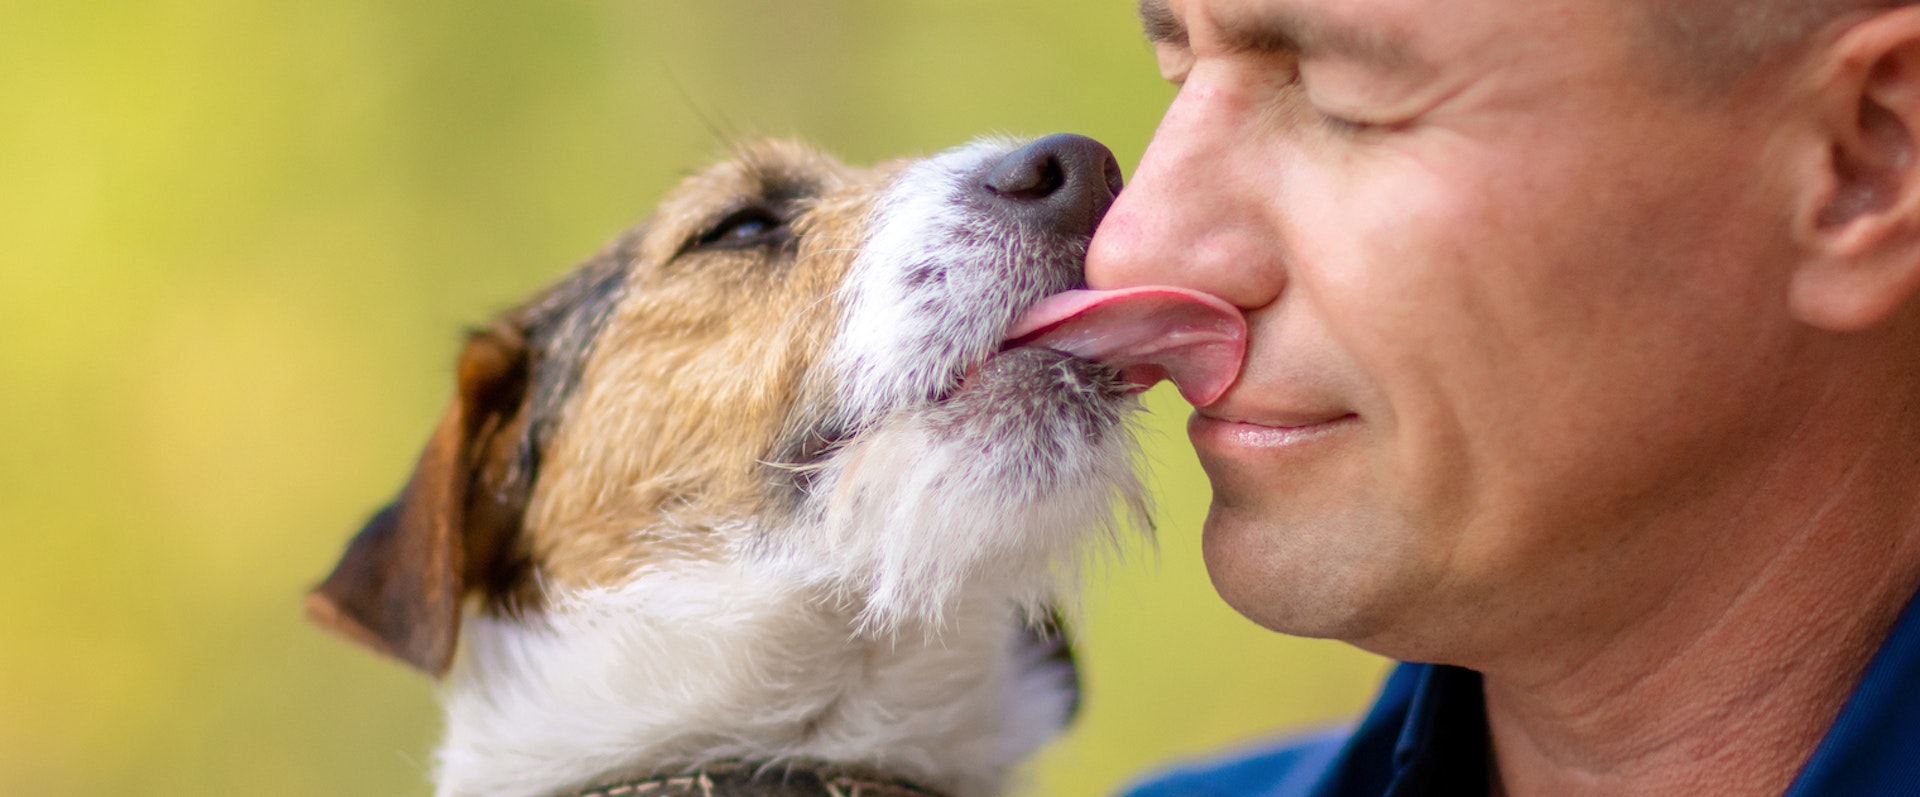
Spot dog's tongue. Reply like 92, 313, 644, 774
1005, 287, 1247, 406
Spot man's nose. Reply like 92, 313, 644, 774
981, 134, 1125, 238
1086, 84, 1284, 308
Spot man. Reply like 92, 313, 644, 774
1085, 0, 1920, 795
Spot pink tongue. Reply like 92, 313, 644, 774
1005, 286, 1247, 406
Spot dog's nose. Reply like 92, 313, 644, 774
982, 134, 1125, 237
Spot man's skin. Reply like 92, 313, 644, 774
1086, 0, 1920, 794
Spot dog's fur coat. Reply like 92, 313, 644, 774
308, 137, 1144, 797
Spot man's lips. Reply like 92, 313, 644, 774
1195, 410, 1358, 431
1189, 411, 1360, 449
1002, 286, 1248, 405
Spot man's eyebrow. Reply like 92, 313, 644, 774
1138, 0, 1187, 47
1223, 7, 1420, 68
1139, 0, 1419, 70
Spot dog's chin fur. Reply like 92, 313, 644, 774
313, 137, 1146, 797
438, 561, 1079, 797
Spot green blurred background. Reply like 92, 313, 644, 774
0, 1, 1388, 794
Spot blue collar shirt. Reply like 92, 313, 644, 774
1125, 591, 1920, 797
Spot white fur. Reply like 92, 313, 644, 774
433, 138, 1144, 797
830, 136, 1036, 425
437, 557, 1071, 797
782, 387, 1145, 633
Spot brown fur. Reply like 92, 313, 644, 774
305, 326, 534, 673
526, 142, 902, 588
309, 140, 910, 671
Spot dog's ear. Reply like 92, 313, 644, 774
305, 327, 532, 677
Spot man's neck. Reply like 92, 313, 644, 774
1479, 391, 1920, 797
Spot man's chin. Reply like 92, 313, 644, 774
1199, 504, 1426, 645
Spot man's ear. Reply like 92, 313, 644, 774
1794, 7, 1920, 331
304, 327, 532, 677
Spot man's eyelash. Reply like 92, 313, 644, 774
1314, 110, 1377, 135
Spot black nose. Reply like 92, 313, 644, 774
982, 133, 1125, 237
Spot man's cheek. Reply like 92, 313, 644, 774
1288, 151, 1474, 288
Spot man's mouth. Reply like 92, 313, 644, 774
998, 286, 1248, 405
1188, 411, 1359, 453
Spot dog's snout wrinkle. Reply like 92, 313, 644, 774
980, 134, 1123, 238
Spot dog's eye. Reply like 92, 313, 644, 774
692, 207, 790, 251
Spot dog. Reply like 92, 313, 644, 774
307, 134, 1245, 797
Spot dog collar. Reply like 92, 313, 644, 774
568, 761, 946, 797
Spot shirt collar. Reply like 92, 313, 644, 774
1358, 585, 1920, 797
1315, 662, 1488, 796
1784, 586, 1920, 795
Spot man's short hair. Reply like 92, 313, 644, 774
1644, 0, 1899, 87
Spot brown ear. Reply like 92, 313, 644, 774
305, 328, 532, 676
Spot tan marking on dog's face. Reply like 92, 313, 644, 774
524, 140, 903, 588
